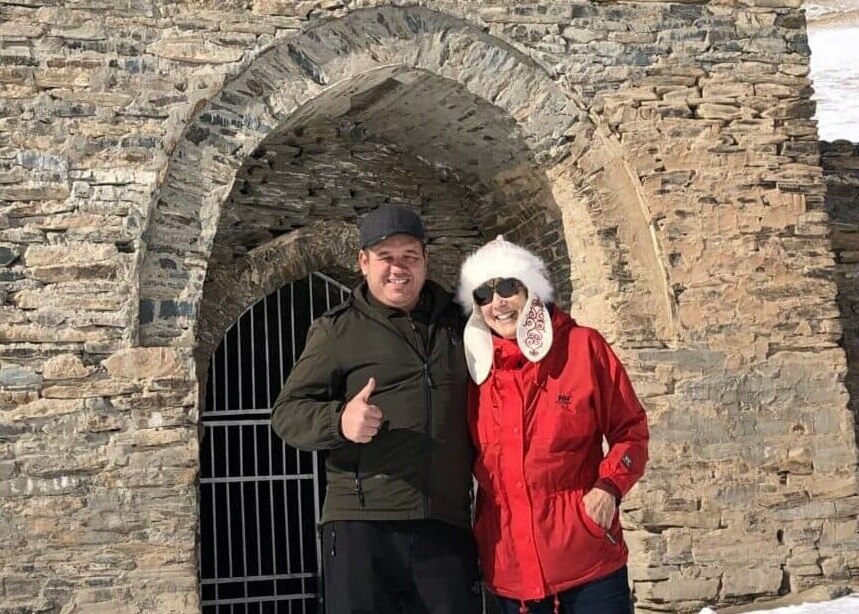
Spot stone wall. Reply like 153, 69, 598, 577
1, 1, 857, 613
824, 140, 859, 433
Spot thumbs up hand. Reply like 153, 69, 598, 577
341, 377, 383, 444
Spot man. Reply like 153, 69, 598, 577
271, 205, 477, 614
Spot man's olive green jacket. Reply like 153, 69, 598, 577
271, 280, 473, 528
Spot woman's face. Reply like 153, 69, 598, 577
478, 279, 528, 339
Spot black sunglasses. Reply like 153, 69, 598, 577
472, 278, 525, 307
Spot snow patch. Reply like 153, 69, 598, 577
808, 26, 859, 141
698, 593, 859, 614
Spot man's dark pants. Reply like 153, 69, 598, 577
322, 519, 480, 614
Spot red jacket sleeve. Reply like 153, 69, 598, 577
591, 332, 649, 498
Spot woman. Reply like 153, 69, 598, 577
457, 236, 649, 614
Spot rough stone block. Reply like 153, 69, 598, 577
642, 574, 720, 602
0, 183, 69, 201
41, 354, 91, 380
102, 348, 184, 380
722, 566, 784, 598
147, 37, 245, 64
0, 364, 40, 388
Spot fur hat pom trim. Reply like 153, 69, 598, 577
456, 235, 553, 314
459, 236, 556, 382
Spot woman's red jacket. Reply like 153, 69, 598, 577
469, 308, 649, 601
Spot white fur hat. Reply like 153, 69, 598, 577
457, 235, 555, 383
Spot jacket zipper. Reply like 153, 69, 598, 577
354, 450, 365, 507
422, 360, 433, 518
352, 304, 438, 517
408, 314, 434, 519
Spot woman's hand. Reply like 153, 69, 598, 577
583, 488, 616, 530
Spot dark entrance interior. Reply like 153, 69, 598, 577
199, 274, 349, 613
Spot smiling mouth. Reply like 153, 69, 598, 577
493, 312, 516, 322
387, 277, 410, 285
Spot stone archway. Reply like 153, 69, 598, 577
4, 2, 855, 613
194, 220, 358, 373
136, 5, 675, 353
133, 5, 680, 612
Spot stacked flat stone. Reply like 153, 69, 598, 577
0, 1, 856, 613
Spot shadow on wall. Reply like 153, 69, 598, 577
136, 4, 593, 351
822, 139, 859, 447
191, 60, 577, 371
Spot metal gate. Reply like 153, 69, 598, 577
200, 273, 350, 614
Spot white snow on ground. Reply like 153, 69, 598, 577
805, 0, 859, 24
807, 25, 859, 142
698, 593, 859, 614
806, 1, 859, 142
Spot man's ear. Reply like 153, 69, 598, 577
358, 249, 369, 276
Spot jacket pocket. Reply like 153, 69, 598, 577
575, 492, 619, 544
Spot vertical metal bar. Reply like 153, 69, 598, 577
229, 323, 239, 597
269, 427, 278, 608
237, 317, 244, 410
226, 425, 234, 579
250, 297, 257, 410
277, 286, 286, 390
211, 348, 219, 413
283, 454, 291, 575
290, 282, 297, 365
312, 447, 322, 559
263, 293, 277, 612
239, 424, 248, 601
254, 424, 262, 581
223, 325, 230, 414
298, 276, 313, 613
211, 425, 220, 606
264, 294, 271, 409
278, 284, 292, 614
233, 316, 242, 598
314, 276, 329, 583
285, 282, 295, 575
202, 276, 352, 614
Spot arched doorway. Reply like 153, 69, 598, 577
199, 273, 350, 613
132, 6, 672, 612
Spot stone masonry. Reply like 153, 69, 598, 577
824, 141, 859, 438
1, 1, 858, 613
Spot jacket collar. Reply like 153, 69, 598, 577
350, 278, 452, 325
465, 295, 564, 384
466, 305, 573, 381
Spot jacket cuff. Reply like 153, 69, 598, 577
594, 478, 622, 504
329, 401, 348, 444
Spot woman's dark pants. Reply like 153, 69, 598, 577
495, 566, 632, 614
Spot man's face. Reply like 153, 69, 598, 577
358, 234, 427, 311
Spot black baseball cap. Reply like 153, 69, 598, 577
359, 205, 426, 249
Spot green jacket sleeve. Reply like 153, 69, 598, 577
270, 317, 348, 451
